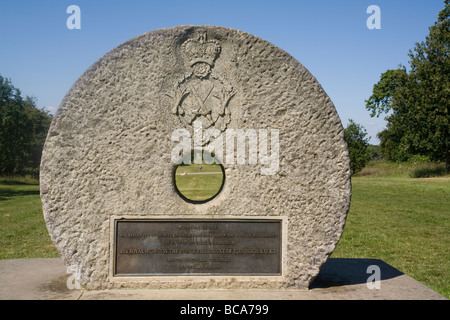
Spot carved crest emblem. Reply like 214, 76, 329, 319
169, 31, 235, 132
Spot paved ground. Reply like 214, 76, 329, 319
0, 257, 446, 300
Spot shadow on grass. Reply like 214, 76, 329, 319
0, 180, 38, 185
0, 188, 40, 201
355, 160, 448, 178
410, 164, 447, 178
0, 173, 39, 185
310, 258, 404, 289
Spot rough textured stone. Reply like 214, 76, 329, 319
40, 25, 351, 290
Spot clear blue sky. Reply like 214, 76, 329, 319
0, 0, 445, 144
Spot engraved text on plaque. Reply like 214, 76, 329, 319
114, 219, 282, 276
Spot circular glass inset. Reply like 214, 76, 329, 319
174, 162, 225, 203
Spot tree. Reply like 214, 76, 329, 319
0, 75, 52, 176
344, 119, 371, 174
367, 144, 381, 160
366, 0, 449, 172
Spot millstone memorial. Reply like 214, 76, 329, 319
40, 25, 351, 290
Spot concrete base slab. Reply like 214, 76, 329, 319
0, 258, 446, 300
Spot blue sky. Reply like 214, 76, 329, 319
0, 0, 445, 144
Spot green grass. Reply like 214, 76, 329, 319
177, 163, 223, 174
1, 161, 449, 298
333, 161, 450, 298
0, 176, 58, 259
355, 159, 447, 178
175, 163, 224, 201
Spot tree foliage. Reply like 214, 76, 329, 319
0, 75, 52, 176
344, 119, 371, 174
366, 1, 449, 172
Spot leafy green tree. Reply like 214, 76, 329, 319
0, 75, 52, 176
367, 144, 381, 160
366, 1, 449, 172
344, 119, 371, 174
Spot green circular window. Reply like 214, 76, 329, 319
174, 162, 225, 203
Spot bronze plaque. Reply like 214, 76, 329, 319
114, 219, 282, 276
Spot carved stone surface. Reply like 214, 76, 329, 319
40, 25, 351, 290
170, 30, 235, 132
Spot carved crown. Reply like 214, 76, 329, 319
182, 31, 221, 67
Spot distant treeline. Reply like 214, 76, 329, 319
0, 75, 52, 177
365, 1, 449, 173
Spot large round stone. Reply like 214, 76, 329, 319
40, 25, 351, 290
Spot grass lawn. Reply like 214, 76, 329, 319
332, 162, 450, 298
0, 177, 58, 259
0, 161, 448, 298
175, 163, 224, 201
176, 163, 223, 174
